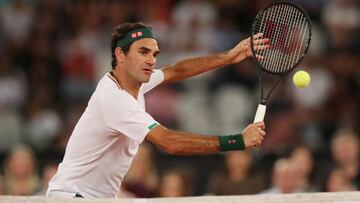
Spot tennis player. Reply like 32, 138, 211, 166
47, 22, 268, 198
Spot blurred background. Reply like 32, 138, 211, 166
0, 0, 359, 197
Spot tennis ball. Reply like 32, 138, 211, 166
293, 70, 310, 88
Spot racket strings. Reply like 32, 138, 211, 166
253, 4, 310, 73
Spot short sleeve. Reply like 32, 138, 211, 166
140, 69, 164, 94
101, 89, 158, 143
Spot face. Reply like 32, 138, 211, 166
332, 135, 359, 164
8, 150, 35, 177
291, 147, 313, 177
120, 38, 159, 83
159, 173, 186, 197
226, 151, 251, 173
273, 160, 298, 193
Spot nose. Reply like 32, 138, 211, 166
146, 55, 156, 66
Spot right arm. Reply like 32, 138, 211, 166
146, 122, 265, 155
160, 33, 269, 84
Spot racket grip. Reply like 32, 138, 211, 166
254, 104, 267, 123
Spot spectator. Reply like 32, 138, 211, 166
326, 168, 357, 192
322, 0, 360, 52
207, 150, 265, 195
1, 0, 34, 47
2, 144, 41, 195
290, 145, 318, 192
330, 129, 360, 189
261, 158, 303, 194
158, 166, 195, 197
122, 142, 159, 198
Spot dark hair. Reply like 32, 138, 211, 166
111, 22, 152, 69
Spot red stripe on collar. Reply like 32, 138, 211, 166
107, 73, 122, 89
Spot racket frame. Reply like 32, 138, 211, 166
249, 1, 312, 122
250, 1, 312, 76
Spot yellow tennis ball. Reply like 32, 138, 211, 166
293, 70, 310, 88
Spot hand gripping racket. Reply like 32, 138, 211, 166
251, 2, 312, 122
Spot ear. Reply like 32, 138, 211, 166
115, 47, 125, 64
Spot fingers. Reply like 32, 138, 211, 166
253, 43, 270, 50
240, 33, 269, 48
252, 33, 269, 45
252, 33, 269, 46
251, 33, 269, 61
254, 123, 265, 145
243, 33, 267, 46
252, 38, 270, 58
255, 134, 264, 147
242, 122, 266, 148
256, 54, 264, 61
254, 131, 265, 147
241, 42, 250, 51
231, 34, 269, 62
258, 128, 266, 136
253, 33, 264, 40
255, 135, 264, 147
254, 121, 265, 130
252, 32, 267, 41
253, 37, 269, 46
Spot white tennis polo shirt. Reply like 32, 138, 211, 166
47, 70, 164, 198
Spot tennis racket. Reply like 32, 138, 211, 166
251, 2, 312, 122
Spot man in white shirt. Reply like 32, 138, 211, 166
47, 22, 269, 198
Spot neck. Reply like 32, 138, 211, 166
342, 161, 359, 178
340, 159, 358, 168
228, 169, 247, 181
112, 68, 141, 99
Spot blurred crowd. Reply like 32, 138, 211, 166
0, 0, 359, 197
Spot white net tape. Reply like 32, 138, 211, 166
1, 192, 360, 203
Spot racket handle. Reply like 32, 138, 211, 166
254, 104, 267, 123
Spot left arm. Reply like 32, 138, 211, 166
146, 122, 265, 155
161, 33, 268, 84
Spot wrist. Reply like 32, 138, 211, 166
222, 50, 235, 65
218, 134, 245, 151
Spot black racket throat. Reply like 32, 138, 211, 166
257, 69, 284, 105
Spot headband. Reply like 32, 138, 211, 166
116, 28, 156, 48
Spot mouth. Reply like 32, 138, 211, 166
142, 68, 154, 75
